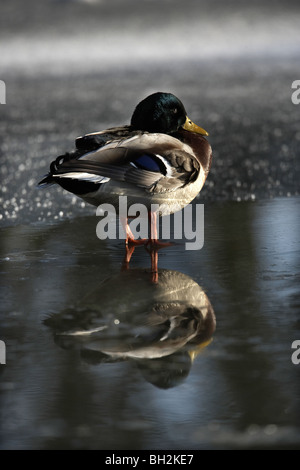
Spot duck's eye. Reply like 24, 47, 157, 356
172, 108, 178, 114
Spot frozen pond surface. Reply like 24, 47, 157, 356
0, 197, 299, 449
0, 0, 300, 451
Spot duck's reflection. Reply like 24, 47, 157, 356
45, 268, 216, 389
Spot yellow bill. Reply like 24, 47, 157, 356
183, 116, 209, 136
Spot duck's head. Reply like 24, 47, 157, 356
131, 92, 208, 136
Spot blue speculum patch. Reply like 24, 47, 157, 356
134, 154, 165, 174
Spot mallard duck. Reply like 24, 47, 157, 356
39, 92, 212, 244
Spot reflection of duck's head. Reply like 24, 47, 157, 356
44, 268, 216, 388
134, 341, 212, 389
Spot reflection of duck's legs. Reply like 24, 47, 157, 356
122, 244, 158, 283
122, 244, 136, 271
143, 242, 159, 283
150, 248, 159, 284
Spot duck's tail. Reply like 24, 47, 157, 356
37, 150, 79, 187
37, 173, 55, 187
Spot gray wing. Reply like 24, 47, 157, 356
40, 132, 199, 192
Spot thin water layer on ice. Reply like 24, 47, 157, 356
0, 198, 299, 449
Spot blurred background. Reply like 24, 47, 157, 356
0, 0, 299, 451
1, 0, 300, 71
1, 0, 300, 223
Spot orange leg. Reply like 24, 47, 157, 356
120, 212, 173, 274
146, 211, 174, 248
120, 215, 147, 246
